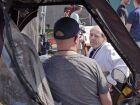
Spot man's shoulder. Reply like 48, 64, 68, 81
70, 12, 78, 17
76, 54, 98, 66
102, 42, 121, 59
133, 8, 140, 15
117, 5, 126, 13
118, 4, 125, 9
70, 12, 76, 16
102, 42, 113, 50
57, 54, 97, 67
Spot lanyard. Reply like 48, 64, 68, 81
91, 46, 101, 58
90, 42, 105, 59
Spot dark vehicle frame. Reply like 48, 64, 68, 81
0, 0, 140, 104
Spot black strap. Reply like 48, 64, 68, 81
89, 49, 94, 58
1, 2, 45, 105
89, 43, 105, 58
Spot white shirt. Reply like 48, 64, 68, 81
70, 12, 81, 24
88, 42, 130, 85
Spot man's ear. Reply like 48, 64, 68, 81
74, 36, 79, 44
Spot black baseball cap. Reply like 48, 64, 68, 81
54, 17, 85, 40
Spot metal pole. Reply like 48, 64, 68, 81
40, 6, 47, 35
43, 6, 47, 35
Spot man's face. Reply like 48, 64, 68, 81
124, 0, 131, 5
89, 29, 105, 49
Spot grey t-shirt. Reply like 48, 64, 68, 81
43, 54, 109, 105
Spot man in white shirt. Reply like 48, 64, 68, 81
87, 25, 130, 85
87, 25, 130, 105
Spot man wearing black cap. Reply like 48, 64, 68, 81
43, 17, 112, 105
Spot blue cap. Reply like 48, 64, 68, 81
54, 17, 85, 40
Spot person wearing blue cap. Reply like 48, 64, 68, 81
43, 17, 112, 105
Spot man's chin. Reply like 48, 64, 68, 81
92, 46, 98, 49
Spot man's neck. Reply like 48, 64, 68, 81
56, 49, 78, 55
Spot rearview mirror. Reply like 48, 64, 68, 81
111, 68, 128, 84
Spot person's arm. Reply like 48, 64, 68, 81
94, 61, 113, 105
126, 23, 132, 32
120, 16, 125, 25
99, 92, 112, 105
126, 10, 135, 32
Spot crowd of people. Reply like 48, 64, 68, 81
117, 0, 140, 47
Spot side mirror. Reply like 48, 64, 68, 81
111, 68, 128, 84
